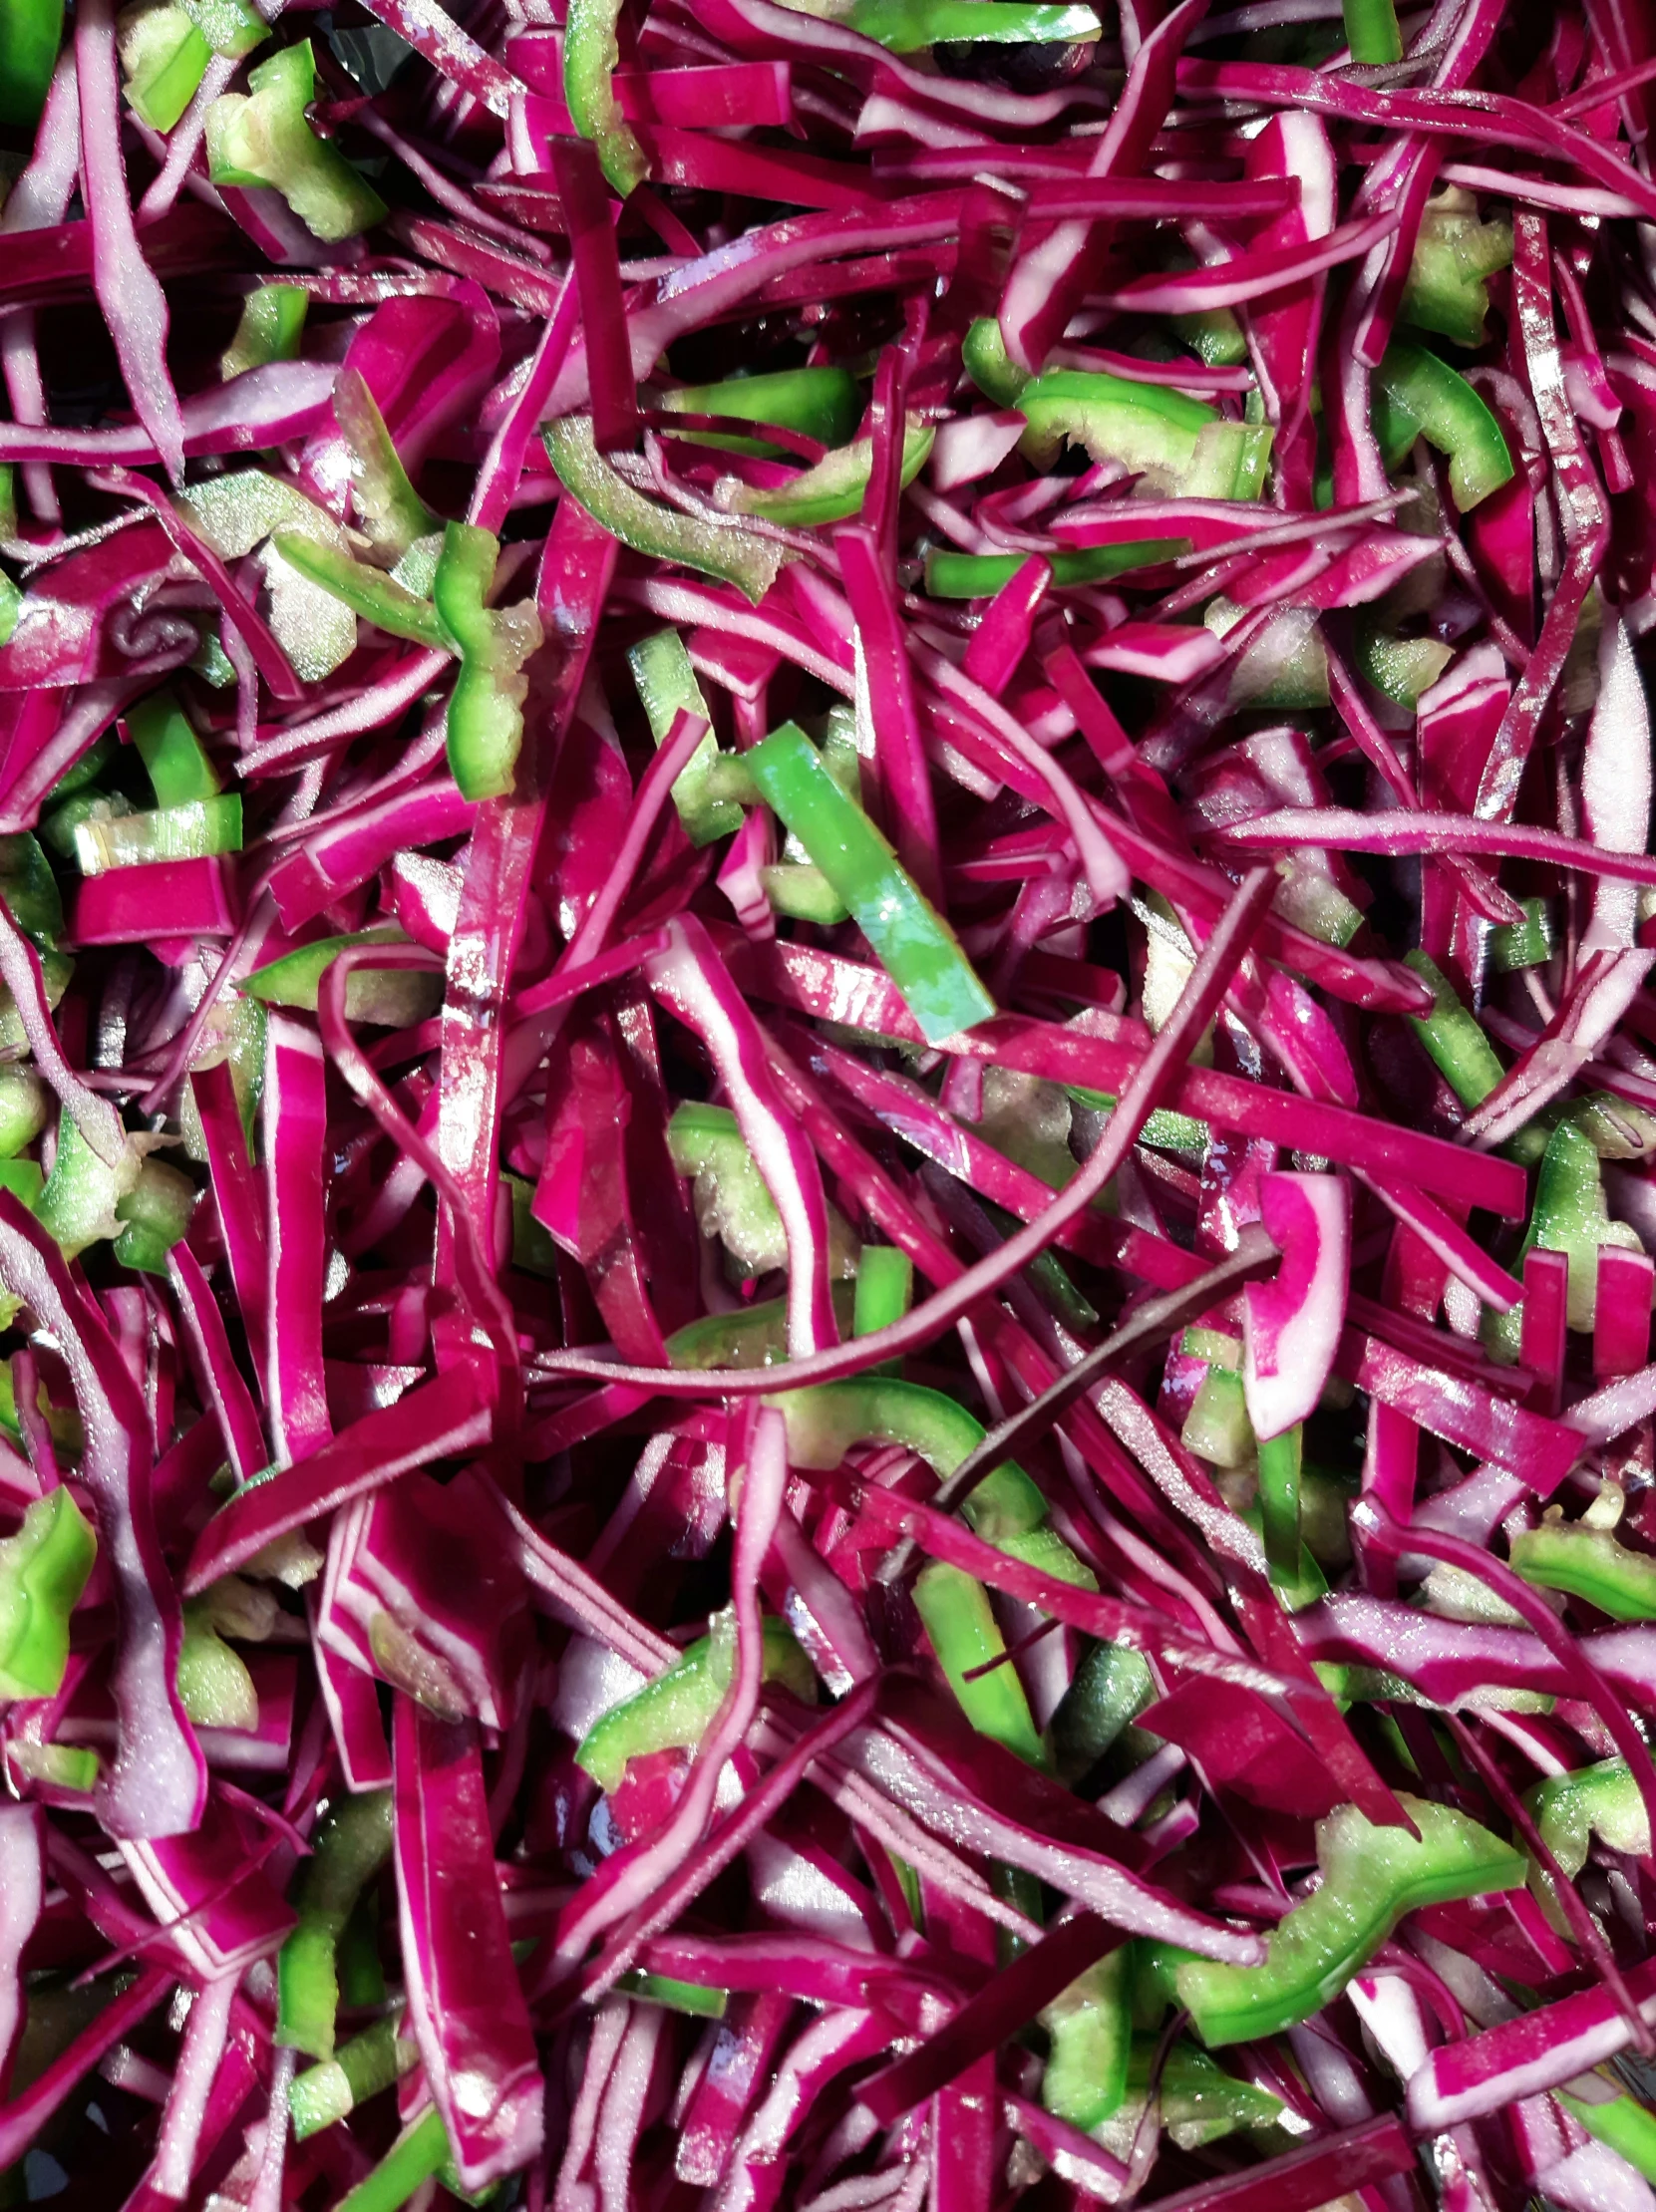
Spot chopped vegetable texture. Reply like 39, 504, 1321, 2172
5, 5, 1656, 2208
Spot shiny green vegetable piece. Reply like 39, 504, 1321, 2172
1372, 341, 1514, 509
545, 416, 789, 605
1016, 365, 1272, 496
655, 368, 862, 457
1257, 1424, 1303, 1589
119, 2, 209, 132
35, 1117, 138, 1262
0, 832, 63, 948
1400, 193, 1512, 349
1042, 1948, 1131, 2130
336, 2107, 450, 2212
277, 1788, 395, 2060
1052, 1642, 1155, 1784
74, 796, 242, 875
175, 1592, 259, 1728
270, 532, 445, 649
725, 421, 934, 528
616, 1971, 729, 2016
1133, 2039, 1285, 2147
1403, 949, 1503, 1107
1171, 307, 1248, 367
1176, 1796, 1525, 2046
114, 1155, 196, 1275
748, 723, 995, 1045
1352, 616, 1454, 709
963, 317, 1031, 407
291, 2012, 419, 2139
181, 0, 269, 55
1527, 1757, 1648, 1881
925, 543, 1181, 597
128, 688, 220, 805
852, 1245, 912, 1356
576, 1614, 814, 1792
222, 285, 309, 380
434, 522, 544, 801
1558, 2079, 1656, 2181
1488, 1117, 1641, 1359
0, 1065, 49, 1160
0, 0, 63, 128
1342, 0, 1400, 61
563, 0, 648, 194
1489, 895, 1554, 974
669, 1102, 792, 1276
242, 930, 443, 1027
665, 1284, 856, 1370
849, 0, 1099, 43
0, 1487, 97, 1703
1511, 1518, 1656, 1620
628, 628, 743, 846
914, 1562, 1048, 1765
206, 42, 387, 242
335, 369, 441, 563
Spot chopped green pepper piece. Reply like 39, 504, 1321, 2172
563, 0, 647, 194
119, 1, 210, 133
176, 1591, 259, 1728
277, 1788, 394, 2060
206, 41, 387, 243
925, 543, 1181, 597
1176, 1796, 1526, 2046
1372, 341, 1514, 510
914, 1562, 1049, 1766
1402, 949, 1503, 1108
655, 368, 862, 457
114, 1155, 196, 1275
74, 796, 242, 875
433, 522, 543, 802
576, 1615, 814, 1792
35, 1116, 135, 1262
1052, 1642, 1156, 1784
665, 1283, 857, 1370
1257, 1424, 1303, 1589
1016, 366, 1272, 495
849, 0, 1098, 42
241, 929, 443, 1027
0, 1066, 48, 1160
627, 628, 742, 847
962, 317, 1030, 408
0, 1487, 97, 1703
724, 421, 935, 529
747, 723, 995, 1046
291, 2012, 418, 2139
222, 284, 309, 380
1170, 307, 1249, 368
1342, 0, 1401, 62
1400, 193, 1512, 349
1486, 1118, 1641, 1360
545, 417, 789, 607
506, 1172, 559, 1278
180, 0, 267, 56
616, 1971, 729, 2016
762, 865, 850, 924
1352, 616, 1455, 707
269, 532, 445, 649
0, 0, 63, 129
1042, 1948, 1131, 2130
1181, 1365, 1253, 1469
334, 369, 441, 564
0, 832, 63, 949
1489, 895, 1554, 974
852, 1244, 912, 1353
1527, 1757, 1648, 1882
1557, 2082, 1656, 2182
128, 688, 220, 805
1132, 2038, 1286, 2147
669, 1102, 796, 1277
336, 2107, 450, 2212
1510, 1518, 1656, 1621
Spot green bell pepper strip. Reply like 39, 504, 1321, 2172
665, 1284, 858, 1370
725, 421, 934, 529
655, 368, 862, 457
1171, 307, 1249, 368
1487, 1117, 1641, 1360
73, 796, 242, 875
506, 1172, 559, 1279
576, 1615, 814, 1792
1181, 1366, 1252, 1469
1342, 0, 1401, 63
1399, 201, 1511, 350
1015, 366, 1273, 495
747, 723, 995, 1046
433, 522, 544, 802
337, 2107, 450, 2212
181, 0, 268, 57
849, 0, 1098, 43
1041, 1948, 1132, 2129
334, 369, 441, 563
0, 1487, 97, 1702
269, 532, 445, 649
627, 628, 743, 846
0, 1066, 48, 1160
114, 1156, 196, 1276
1490, 896, 1554, 974
1352, 618, 1454, 709
1134, 2038, 1285, 2146
1, 569, 24, 648
1257, 1424, 1303, 1589
0, 1159, 45, 1211
35, 1116, 137, 1262
0, 0, 62, 129
963, 317, 1031, 407
175, 1595, 258, 1728
276, 1788, 395, 2060
925, 543, 1181, 597
120, 4, 210, 132
1557, 2080, 1656, 2181
668, 1101, 791, 1276
205, 42, 387, 244
128, 689, 220, 805
0, 831, 62, 948
563, 0, 648, 195
1403, 949, 1503, 1107
544, 416, 788, 606
337, 1890, 387, 2010
1372, 341, 1514, 510
241, 930, 442, 1028
616, 1971, 729, 2017
1509, 1520, 1656, 1620
852, 1245, 913, 1350
1175, 1796, 1526, 2047
291, 2012, 418, 2140
913, 1562, 1048, 1765
1052, 1641, 1156, 1783
1527, 1757, 1648, 1881
222, 285, 308, 380
763, 865, 850, 925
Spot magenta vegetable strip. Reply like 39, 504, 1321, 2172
5, 4, 1656, 2204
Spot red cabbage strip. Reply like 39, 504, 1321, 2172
1408, 1955, 1656, 2131
542, 867, 1276, 1391
553, 139, 640, 458
182, 1359, 496, 1591
1137, 2113, 1418, 2212
1, 53, 80, 527
189, 1060, 269, 1379
261, 1014, 332, 1466
0, 364, 336, 466
168, 1245, 268, 1487
646, 917, 841, 1357
1215, 805, 1656, 885
393, 1700, 544, 2188
0, 1968, 172, 2166
0, 1804, 42, 2090
838, 524, 941, 903
0, 902, 126, 1167
0, 1193, 203, 1836
267, 783, 476, 934
1347, 1337, 1581, 1490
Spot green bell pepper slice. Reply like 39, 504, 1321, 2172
241, 929, 443, 1028
1372, 341, 1514, 510
576, 1614, 814, 1792
1256, 1423, 1303, 1590
747, 722, 994, 1046
1558, 2080, 1656, 2181
291, 2011, 419, 2140
0, 1486, 97, 1702
175, 1591, 259, 1728
852, 1245, 912, 1351
1527, 1757, 1647, 1882
665, 1283, 857, 1371
222, 285, 309, 380
913, 1562, 1048, 1766
433, 522, 544, 801
655, 368, 863, 458
270, 532, 445, 649
1403, 949, 1503, 1107
0, 0, 62, 129
120, 2, 209, 131
74, 796, 241, 874
544, 416, 789, 606
0, 1066, 48, 1160
1176, 1796, 1525, 2046
128, 689, 220, 805
1342, 0, 1401, 62
563, 0, 648, 195
1016, 365, 1272, 496
206, 41, 387, 243
336, 2107, 450, 2212
1399, 197, 1512, 350
627, 628, 742, 846
1042, 1947, 1132, 2129
925, 543, 1181, 597
848, 0, 1098, 44
181, 0, 268, 56
276, 1788, 395, 2059
725, 421, 934, 529
1510, 1520, 1656, 1621
1489, 896, 1554, 975
1487, 1117, 1642, 1359
334, 369, 441, 564
114, 1156, 196, 1276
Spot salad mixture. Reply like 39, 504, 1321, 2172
5, 0, 1656, 2206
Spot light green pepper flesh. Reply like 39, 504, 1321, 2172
276, 1788, 395, 2060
